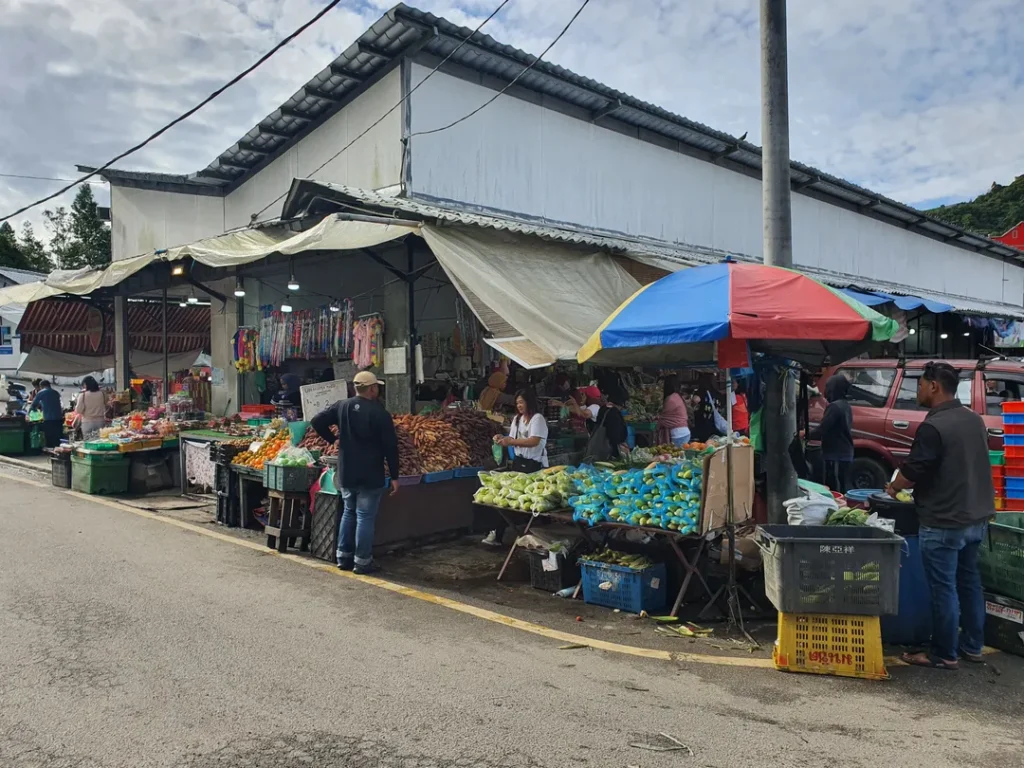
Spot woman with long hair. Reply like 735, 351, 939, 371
75, 375, 107, 439
482, 388, 550, 547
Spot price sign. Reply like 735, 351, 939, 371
300, 380, 348, 418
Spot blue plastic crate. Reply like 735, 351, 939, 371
423, 470, 454, 483
1004, 414, 1024, 425
1005, 435, 1024, 446
1007, 478, 1024, 492
454, 466, 484, 479
579, 560, 667, 614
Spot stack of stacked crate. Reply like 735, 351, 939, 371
1000, 403, 1024, 511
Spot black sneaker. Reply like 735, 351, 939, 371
353, 562, 381, 575
337, 560, 354, 571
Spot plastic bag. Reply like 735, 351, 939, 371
785, 494, 837, 525
273, 445, 315, 467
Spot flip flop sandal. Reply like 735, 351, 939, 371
901, 652, 958, 670
958, 649, 985, 664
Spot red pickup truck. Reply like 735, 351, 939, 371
809, 359, 1019, 489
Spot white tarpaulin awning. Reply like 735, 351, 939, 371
19, 347, 205, 377
0, 215, 420, 309
421, 225, 641, 363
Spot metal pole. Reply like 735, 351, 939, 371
161, 287, 169, 404
407, 240, 417, 415
761, 0, 798, 522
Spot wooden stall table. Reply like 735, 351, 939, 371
265, 489, 311, 553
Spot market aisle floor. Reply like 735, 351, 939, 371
1, 468, 1022, 768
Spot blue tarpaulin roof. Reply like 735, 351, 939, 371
840, 288, 954, 314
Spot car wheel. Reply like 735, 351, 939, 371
850, 456, 889, 489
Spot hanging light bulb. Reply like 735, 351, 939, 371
171, 265, 185, 277
179, 300, 187, 308
233, 277, 245, 298
963, 332, 971, 337
940, 333, 949, 340
281, 303, 293, 313
329, 299, 340, 313
187, 288, 199, 304
907, 328, 917, 335
287, 259, 299, 291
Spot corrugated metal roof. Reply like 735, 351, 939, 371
83, 3, 1023, 264
0, 267, 47, 285
19, 298, 210, 356
286, 179, 1024, 319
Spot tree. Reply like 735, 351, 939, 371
19, 222, 52, 272
71, 185, 111, 268
42, 186, 111, 269
0, 222, 30, 270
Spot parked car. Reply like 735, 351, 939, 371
809, 358, 1019, 489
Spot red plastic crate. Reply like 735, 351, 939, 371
993, 478, 1005, 492
1001, 499, 1024, 512
1002, 402, 1024, 413
1004, 424, 1024, 435
1006, 446, 1024, 459
993, 465, 1006, 478
241, 404, 276, 416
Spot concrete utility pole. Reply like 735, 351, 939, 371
760, 0, 798, 522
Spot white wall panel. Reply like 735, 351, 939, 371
111, 186, 224, 261
409, 66, 1023, 308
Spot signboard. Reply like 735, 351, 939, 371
383, 345, 407, 375
300, 380, 348, 418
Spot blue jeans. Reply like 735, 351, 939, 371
337, 486, 385, 566
918, 522, 988, 661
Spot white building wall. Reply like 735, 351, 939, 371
111, 68, 404, 261
408, 65, 1024, 308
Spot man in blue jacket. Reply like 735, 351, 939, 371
29, 380, 64, 447
311, 371, 398, 574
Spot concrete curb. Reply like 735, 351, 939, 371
0, 453, 49, 476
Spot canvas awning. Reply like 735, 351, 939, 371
420, 225, 641, 367
19, 347, 205, 377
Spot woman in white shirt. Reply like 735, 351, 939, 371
75, 375, 107, 438
482, 389, 549, 547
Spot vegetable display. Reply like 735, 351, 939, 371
232, 431, 290, 470
825, 507, 869, 526
394, 414, 471, 472
569, 459, 704, 533
580, 548, 654, 571
473, 466, 572, 513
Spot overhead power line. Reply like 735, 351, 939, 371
0, 172, 107, 185
0, 0, 348, 223
410, 0, 591, 138
249, 0, 515, 223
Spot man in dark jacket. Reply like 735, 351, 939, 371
887, 361, 994, 670
311, 371, 399, 575
29, 380, 64, 448
807, 375, 854, 492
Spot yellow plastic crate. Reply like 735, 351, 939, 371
773, 612, 889, 681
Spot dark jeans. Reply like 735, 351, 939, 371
919, 522, 987, 661
337, 486, 385, 567
41, 419, 63, 448
822, 459, 851, 493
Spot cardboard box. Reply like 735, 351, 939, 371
700, 444, 754, 533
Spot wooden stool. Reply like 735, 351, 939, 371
265, 490, 311, 553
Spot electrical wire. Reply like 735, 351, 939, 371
0, 173, 107, 185
249, 0, 514, 224
410, 0, 591, 138
0, 0, 349, 223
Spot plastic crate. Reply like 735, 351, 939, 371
1004, 413, 1024, 424
216, 492, 240, 527
527, 550, 581, 592
1004, 424, 1024, 435
263, 463, 315, 492
50, 457, 72, 489
983, 593, 1024, 658
773, 613, 888, 680
1007, 446, 1024, 459
241, 404, 277, 416
979, 513, 1024, 602
397, 475, 422, 486
1003, 402, 1024, 414
756, 525, 903, 616
992, 465, 1006, 478
83, 440, 117, 451
70, 454, 129, 495
1006, 477, 1024, 492
423, 470, 454, 483
0, 429, 25, 454
579, 560, 667, 613
996, 497, 1005, 510
454, 466, 484, 479
310, 491, 340, 562
1005, 435, 1024, 447
990, 450, 1006, 465
1002, 499, 1024, 512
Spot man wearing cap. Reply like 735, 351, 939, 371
311, 371, 399, 574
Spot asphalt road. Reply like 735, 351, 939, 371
1, 466, 1022, 768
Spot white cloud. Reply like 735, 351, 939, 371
1, 0, 1022, 241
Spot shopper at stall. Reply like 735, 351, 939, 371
886, 361, 994, 671
482, 388, 549, 547
75, 376, 107, 439
806, 375, 853, 492
272, 373, 304, 419
564, 385, 601, 428
732, 379, 750, 436
29, 380, 64, 447
657, 374, 690, 446
477, 371, 514, 411
585, 385, 630, 461
311, 371, 399, 575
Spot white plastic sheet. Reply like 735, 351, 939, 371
421, 225, 640, 362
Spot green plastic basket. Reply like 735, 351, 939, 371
71, 454, 129, 495
0, 429, 24, 455
990, 450, 1006, 466
979, 513, 1024, 602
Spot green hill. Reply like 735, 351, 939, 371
926, 175, 1024, 235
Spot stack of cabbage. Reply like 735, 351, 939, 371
473, 468, 574, 513
569, 460, 704, 533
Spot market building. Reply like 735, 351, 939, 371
0, 267, 46, 374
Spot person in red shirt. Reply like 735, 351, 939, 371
732, 379, 750, 436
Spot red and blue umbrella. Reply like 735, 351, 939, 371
578, 261, 898, 368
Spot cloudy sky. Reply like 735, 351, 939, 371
1, 0, 1021, 240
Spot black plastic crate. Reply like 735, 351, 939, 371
527, 550, 581, 592
50, 457, 72, 489
214, 463, 237, 498
209, 442, 243, 466
984, 592, 1024, 658
216, 491, 241, 527
756, 525, 904, 616
310, 491, 340, 562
